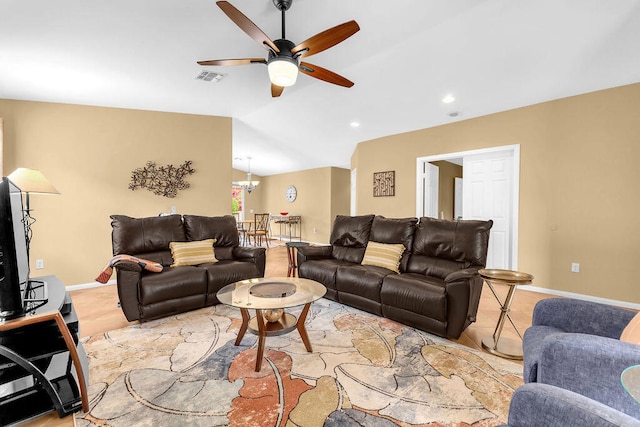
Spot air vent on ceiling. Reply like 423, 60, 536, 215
195, 71, 227, 83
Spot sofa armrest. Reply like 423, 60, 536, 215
113, 260, 143, 273
232, 246, 266, 277
532, 298, 635, 338
504, 383, 640, 427
232, 246, 265, 260
538, 333, 640, 417
444, 267, 479, 283
445, 268, 483, 327
114, 267, 142, 321
297, 245, 333, 262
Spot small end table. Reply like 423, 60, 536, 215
479, 268, 533, 360
285, 241, 309, 277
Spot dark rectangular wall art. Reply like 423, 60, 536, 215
373, 171, 395, 197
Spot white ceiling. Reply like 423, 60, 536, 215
2, 0, 640, 176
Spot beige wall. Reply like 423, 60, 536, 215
0, 99, 232, 286
431, 160, 462, 220
352, 82, 640, 304
4, 83, 637, 304
330, 168, 351, 223
259, 167, 350, 243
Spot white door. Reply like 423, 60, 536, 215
463, 151, 513, 269
423, 162, 439, 218
454, 177, 463, 220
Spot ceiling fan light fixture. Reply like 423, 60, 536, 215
268, 57, 299, 87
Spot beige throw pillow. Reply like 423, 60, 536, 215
620, 312, 640, 344
361, 241, 405, 273
170, 239, 217, 267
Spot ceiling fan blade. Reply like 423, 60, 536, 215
292, 20, 360, 58
271, 84, 284, 98
197, 58, 266, 66
299, 62, 354, 88
216, 1, 279, 53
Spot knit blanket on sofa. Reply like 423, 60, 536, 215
95, 255, 163, 284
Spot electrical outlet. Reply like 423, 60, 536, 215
36, 259, 45, 269
571, 262, 580, 273
313, 227, 317, 234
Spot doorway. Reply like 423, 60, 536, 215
416, 144, 520, 269
231, 185, 245, 220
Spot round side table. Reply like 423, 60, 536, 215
479, 268, 533, 360
285, 241, 309, 277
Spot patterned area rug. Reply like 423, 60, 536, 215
76, 299, 522, 426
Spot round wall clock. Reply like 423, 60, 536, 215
285, 185, 297, 202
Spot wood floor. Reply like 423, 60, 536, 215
24, 243, 550, 426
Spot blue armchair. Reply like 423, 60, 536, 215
505, 383, 640, 426
503, 298, 640, 426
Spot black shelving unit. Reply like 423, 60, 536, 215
0, 275, 88, 425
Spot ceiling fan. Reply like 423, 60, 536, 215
198, 0, 360, 97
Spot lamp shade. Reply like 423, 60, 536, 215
268, 57, 298, 87
7, 168, 59, 194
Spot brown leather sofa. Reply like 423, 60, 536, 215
297, 215, 493, 338
111, 214, 266, 322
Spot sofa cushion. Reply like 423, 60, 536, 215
336, 264, 392, 303
405, 254, 467, 280
413, 217, 493, 266
381, 273, 447, 322
299, 259, 352, 292
138, 266, 208, 305
329, 215, 375, 263
370, 216, 417, 271
183, 215, 239, 248
111, 214, 186, 256
170, 239, 217, 267
361, 241, 405, 273
201, 260, 262, 304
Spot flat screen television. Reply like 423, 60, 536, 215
0, 177, 32, 319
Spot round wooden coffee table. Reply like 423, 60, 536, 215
217, 277, 326, 371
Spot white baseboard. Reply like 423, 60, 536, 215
520, 285, 640, 311
66, 280, 116, 291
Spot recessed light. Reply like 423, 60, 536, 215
350, 121, 360, 128
442, 94, 456, 104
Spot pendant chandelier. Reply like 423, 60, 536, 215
237, 157, 260, 193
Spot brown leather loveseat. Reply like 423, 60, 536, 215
297, 215, 492, 338
111, 214, 266, 322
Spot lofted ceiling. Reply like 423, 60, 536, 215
2, 0, 640, 176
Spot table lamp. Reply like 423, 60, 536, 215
7, 168, 59, 257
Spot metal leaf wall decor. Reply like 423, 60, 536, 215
129, 160, 195, 198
